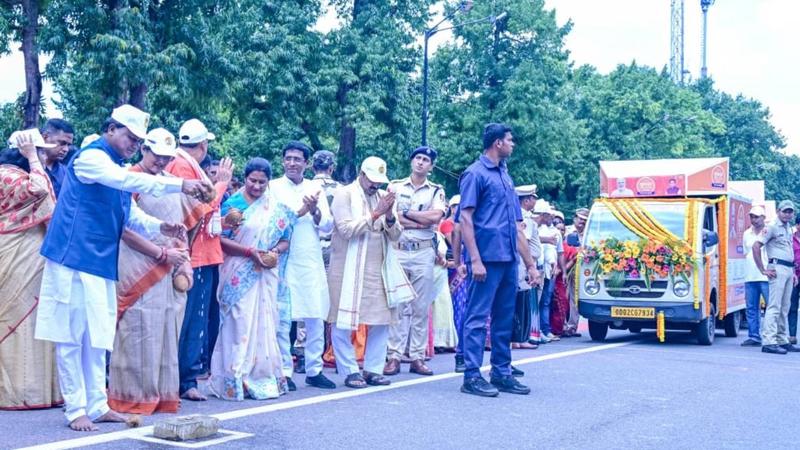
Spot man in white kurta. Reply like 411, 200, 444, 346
34, 105, 205, 431
270, 141, 336, 390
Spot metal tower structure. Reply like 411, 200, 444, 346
700, 0, 715, 78
669, 0, 685, 84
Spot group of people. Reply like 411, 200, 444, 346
0, 108, 589, 429
741, 201, 800, 354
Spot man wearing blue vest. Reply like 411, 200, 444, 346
34, 105, 210, 431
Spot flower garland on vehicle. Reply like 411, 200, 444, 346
582, 236, 694, 289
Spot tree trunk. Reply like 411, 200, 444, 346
335, 0, 365, 183
129, 82, 148, 109
300, 120, 323, 151
21, 0, 42, 129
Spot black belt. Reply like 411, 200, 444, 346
769, 258, 794, 268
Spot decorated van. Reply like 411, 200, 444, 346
575, 157, 750, 345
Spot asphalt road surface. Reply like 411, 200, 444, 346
5, 325, 798, 450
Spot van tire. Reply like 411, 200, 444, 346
588, 320, 608, 342
723, 311, 740, 337
696, 304, 716, 345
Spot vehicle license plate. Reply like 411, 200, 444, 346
611, 307, 655, 319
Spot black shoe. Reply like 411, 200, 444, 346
454, 355, 466, 373
490, 375, 531, 395
286, 377, 298, 391
294, 355, 306, 374
740, 338, 762, 347
460, 377, 499, 397
510, 365, 525, 377
305, 373, 336, 389
780, 344, 800, 352
762, 344, 788, 355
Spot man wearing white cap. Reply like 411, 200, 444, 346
35, 105, 210, 431
327, 156, 414, 388
533, 199, 565, 343
167, 118, 233, 401
512, 185, 541, 350
741, 205, 769, 346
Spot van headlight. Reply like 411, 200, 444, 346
584, 278, 600, 295
673, 280, 690, 297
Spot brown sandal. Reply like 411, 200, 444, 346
344, 373, 367, 389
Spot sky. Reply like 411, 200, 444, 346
1, 1, 797, 155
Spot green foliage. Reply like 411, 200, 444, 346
0, 0, 791, 215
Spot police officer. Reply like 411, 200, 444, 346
753, 200, 800, 354
310, 150, 340, 270
383, 146, 447, 376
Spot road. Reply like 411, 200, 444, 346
4, 326, 798, 450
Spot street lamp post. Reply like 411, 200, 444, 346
421, 4, 507, 146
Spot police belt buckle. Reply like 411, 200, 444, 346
396, 240, 432, 251
768, 258, 794, 268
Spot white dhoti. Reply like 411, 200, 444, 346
35, 261, 117, 423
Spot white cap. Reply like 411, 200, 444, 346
449, 194, 461, 208
111, 104, 150, 139
360, 156, 389, 184
178, 119, 216, 144
80, 133, 101, 148
553, 210, 565, 221
143, 128, 177, 157
8, 128, 57, 149
533, 199, 552, 215
749, 205, 766, 217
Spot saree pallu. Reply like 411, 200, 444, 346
209, 194, 295, 401
0, 226, 62, 410
108, 171, 203, 415
0, 164, 60, 410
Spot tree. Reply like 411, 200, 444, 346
693, 78, 792, 203
428, 0, 585, 208
0, 0, 46, 128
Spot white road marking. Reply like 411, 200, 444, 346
18, 341, 632, 450
128, 429, 253, 448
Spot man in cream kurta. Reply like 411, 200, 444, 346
35, 105, 206, 431
270, 141, 336, 390
327, 157, 413, 388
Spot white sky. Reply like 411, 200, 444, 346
1, 1, 796, 155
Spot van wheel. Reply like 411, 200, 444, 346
588, 320, 608, 342
723, 311, 741, 337
696, 304, 716, 345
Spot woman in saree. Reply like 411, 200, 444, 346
0, 132, 61, 410
107, 128, 202, 415
209, 157, 309, 401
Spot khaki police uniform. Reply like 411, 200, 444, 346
758, 219, 795, 345
386, 176, 447, 362
311, 174, 340, 270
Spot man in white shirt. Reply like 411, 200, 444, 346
742, 205, 769, 346
270, 141, 336, 390
534, 200, 565, 342
35, 105, 209, 431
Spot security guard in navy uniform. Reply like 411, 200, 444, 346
383, 146, 447, 376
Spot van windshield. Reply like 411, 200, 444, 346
584, 202, 687, 244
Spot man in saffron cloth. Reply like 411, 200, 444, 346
457, 123, 538, 397
270, 141, 337, 390
34, 105, 210, 431
166, 118, 233, 401
327, 156, 415, 389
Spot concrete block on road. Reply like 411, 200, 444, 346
153, 415, 220, 441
